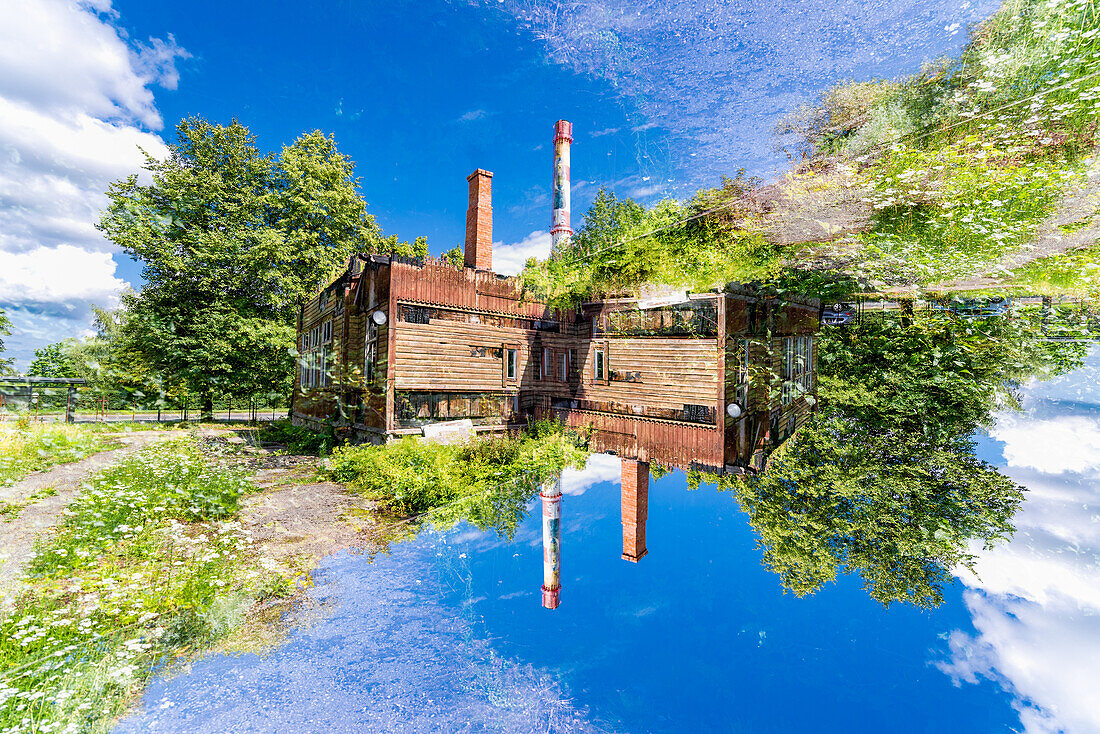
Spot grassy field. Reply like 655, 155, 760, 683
0, 424, 113, 489
0, 436, 277, 734
523, 0, 1099, 303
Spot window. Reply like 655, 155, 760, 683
319, 290, 329, 311
781, 336, 813, 404
543, 348, 553, 382
505, 348, 518, 381
559, 352, 568, 382
731, 338, 749, 411
364, 321, 378, 386
335, 292, 344, 316
321, 320, 333, 344
594, 345, 608, 383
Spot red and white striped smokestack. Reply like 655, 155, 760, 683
540, 476, 562, 610
550, 120, 573, 253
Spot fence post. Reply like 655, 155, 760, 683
65, 387, 73, 423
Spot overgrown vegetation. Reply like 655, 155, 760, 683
524, 0, 1099, 304
258, 418, 339, 455
718, 309, 1089, 608
0, 424, 111, 488
323, 421, 589, 538
0, 437, 266, 733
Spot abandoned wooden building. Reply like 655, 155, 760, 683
292, 138, 819, 574
292, 167, 819, 475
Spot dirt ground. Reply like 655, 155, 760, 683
1, 427, 385, 614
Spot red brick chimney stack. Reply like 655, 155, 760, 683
464, 169, 493, 270
621, 459, 649, 562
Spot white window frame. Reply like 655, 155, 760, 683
505, 347, 518, 382
594, 343, 608, 384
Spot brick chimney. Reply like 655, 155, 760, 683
621, 459, 649, 562
464, 169, 493, 270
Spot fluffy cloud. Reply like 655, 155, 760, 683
0, 0, 185, 368
990, 414, 1100, 475
940, 360, 1100, 734
491, 230, 553, 276
561, 453, 622, 496
0, 245, 127, 316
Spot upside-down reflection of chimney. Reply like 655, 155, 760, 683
621, 459, 649, 562
465, 169, 493, 270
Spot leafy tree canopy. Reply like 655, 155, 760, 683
716, 310, 1088, 608
97, 118, 384, 412
26, 342, 84, 379
736, 412, 1023, 609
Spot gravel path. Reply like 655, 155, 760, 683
0, 431, 175, 601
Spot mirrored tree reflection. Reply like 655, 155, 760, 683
721, 298, 1097, 608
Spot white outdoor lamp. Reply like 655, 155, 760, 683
371, 310, 387, 326
726, 402, 743, 419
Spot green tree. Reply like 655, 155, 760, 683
98, 118, 382, 418
26, 342, 83, 378
0, 309, 12, 375
735, 412, 1023, 609
441, 245, 464, 269
725, 310, 1087, 608
565, 188, 645, 258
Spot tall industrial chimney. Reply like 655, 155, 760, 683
621, 459, 649, 562
550, 120, 573, 253
465, 169, 493, 270
540, 475, 562, 609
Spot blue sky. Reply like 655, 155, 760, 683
118, 347, 1100, 734
1, 0, 1001, 367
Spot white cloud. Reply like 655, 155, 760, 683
589, 126, 620, 137
459, 108, 487, 122
627, 183, 664, 199
491, 230, 553, 275
990, 414, 1100, 475
561, 453, 621, 496
0, 245, 126, 315
0, 0, 184, 368
0, 0, 185, 128
940, 362, 1100, 734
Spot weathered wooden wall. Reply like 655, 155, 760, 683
545, 407, 724, 471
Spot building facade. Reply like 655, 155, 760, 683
292, 166, 820, 478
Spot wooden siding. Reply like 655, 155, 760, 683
391, 318, 577, 399
576, 337, 721, 416
546, 407, 723, 471
390, 259, 562, 320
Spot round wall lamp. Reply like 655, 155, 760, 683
726, 402, 743, 419
371, 310, 387, 326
